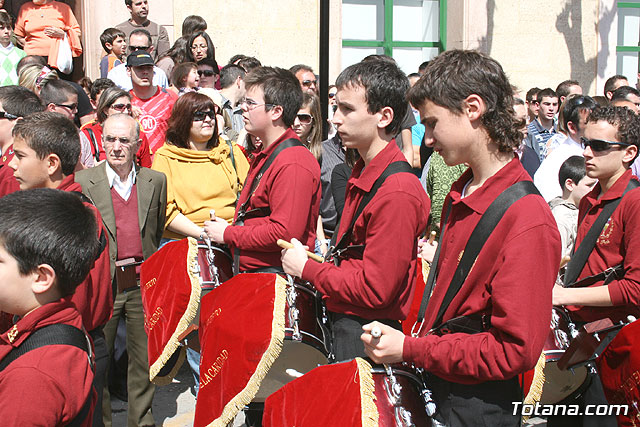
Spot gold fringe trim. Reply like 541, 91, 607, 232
209, 274, 287, 427
522, 352, 546, 423
422, 258, 431, 284
355, 358, 379, 427
149, 237, 202, 385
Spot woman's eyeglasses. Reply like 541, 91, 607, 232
580, 136, 633, 152
193, 110, 216, 121
295, 113, 313, 125
110, 103, 132, 113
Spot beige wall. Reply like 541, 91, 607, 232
447, 0, 604, 97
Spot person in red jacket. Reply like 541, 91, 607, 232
360, 50, 561, 426
8, 111, 112, 426
281, 59, 430, 361
0, 188, 99, 426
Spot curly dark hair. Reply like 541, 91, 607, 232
407, 49, 522, 152
165, 92, 220, 149
587, 106, 640, 151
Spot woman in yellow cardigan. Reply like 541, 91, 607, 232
152, 91, 249, 241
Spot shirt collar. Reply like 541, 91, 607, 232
252, 128, 299, 163
583, 169, 634, 206
0, 43, 14, 54
105, 161, 137, 189
349, 140, 401, 192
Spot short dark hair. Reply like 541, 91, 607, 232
12, 112, 80, 176
229, 54, 248, 65
526, 87, 541, 103
39, 79, 76, 106
171, 62, 197, 89
196, 58, 219, 73
337, 60, 409, 136
129, 28, 152, 47
408, 49, 521, 152
219, 64, 245, 89
555, 80, 581, 99
236, 56, 261, 73
588, 106, 640, 154
16, 55, 46, 77
610, 86, 640, 102
561, 95, 598, 132
362, 54, 396, 64
0, 85, 44, 118
0, 189, 98, 296
407, 72, 421, 79
166, 92, 219, 149
604, 75, 628, 97
89, 78, 116, 102
181, 15, 207, 37
289, 64, 314, 76
244, 66, 303, 127
0, 10, 13, 29
536, 88, 558, 102
418, 61, 430, 73
124, 0, 132, 6
558, 155, 587, 190
188, 31, 215, 62
99, 27, 126, 53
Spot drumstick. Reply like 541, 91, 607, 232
371, 326, 382, 338
277, 239, 325, 263
560, 255, 571, 269
427, 231, 436, 244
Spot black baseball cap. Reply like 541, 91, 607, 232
127, 50, 154, 67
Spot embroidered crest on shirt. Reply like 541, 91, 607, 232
598, 218, 614, 246
7, 324, 18, 343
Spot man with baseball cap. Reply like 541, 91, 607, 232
127, 49, 175, 155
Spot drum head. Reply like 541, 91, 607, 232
539, 363, 588, 405
253, 340, 328, 401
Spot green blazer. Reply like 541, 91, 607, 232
75, 162, 167, 280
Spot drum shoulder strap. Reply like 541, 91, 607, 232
428, 180, 540, 330
564, 179, 640, 286
331, 160, 413, 253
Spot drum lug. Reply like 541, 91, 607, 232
286, 276, 302, 341
420, 388, 437, 417
394, 407, 415, 427
384, 366, 403, 406
203, 235, 221, 288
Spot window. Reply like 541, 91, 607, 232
616, 2, 640, 85
341, 0, 446, 74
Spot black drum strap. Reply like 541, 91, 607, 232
563, 179, 640, 286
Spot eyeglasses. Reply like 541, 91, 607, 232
0, 111, 19, 120
110, 103, 132, 113
197, 70, 215, 77
302, 79, 317, 87
295, 113, 313, 125
193, 110, 216, 121
54, 102, 78, 112
103, 135, 134, 145
240, 98, 275, 111
129, 45, 150, 52
580, 137, 633, 152
328, 92, 336, 98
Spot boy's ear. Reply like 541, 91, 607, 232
376, 105, 394, 130
46, 153, 62, 177
268, 104, 284, 123
565, 178, 576, 192
463, 94, 485, 122
105, 42, 113, 51
31, 263, 56, 295
623, 144, 638, 165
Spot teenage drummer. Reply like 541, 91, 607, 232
204, 67, 321, 273
359, 50, 561, 426
550, 106, 640, 427
281, 58, 430, 361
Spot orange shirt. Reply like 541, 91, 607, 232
14, 1, 81, 57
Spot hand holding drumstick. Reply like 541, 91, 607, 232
279, 238, 323, 278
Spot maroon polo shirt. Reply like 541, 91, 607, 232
0, 145, 19, 197
566, 169, 640, 323
302, 141, 430, 321
403, 157, 561, 384
0, 300, 95, 426
59, 174, 113, 331
224, 128, 321, 272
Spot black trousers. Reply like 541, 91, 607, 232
330, 312, 401, 362
429, 374, 521, 427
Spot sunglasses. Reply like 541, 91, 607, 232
580, 137, 633, 152
328, 92, 336, 98
295, 113, 313, 125
193, 110, 216, 121
110, 103, 132, 113
0, 111, 19, 120
302, 79, 317, 87
197, 70, 216, 77
55, 102, 78, 112
129, 45, 150, 51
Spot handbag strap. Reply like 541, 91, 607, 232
563, 179, 640, 286
330, 160, 413, 252
85, 128, 101, 163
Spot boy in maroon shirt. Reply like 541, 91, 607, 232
0, 189, 99, 426
8, 112, 113, 425
360, 50, 561, 425
281, 59, 430, 361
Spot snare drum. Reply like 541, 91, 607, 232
372, 365, 434, 427
253, 276, 331, 401
523, 307, 588, 405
